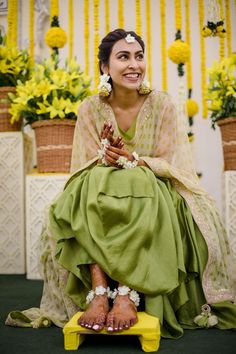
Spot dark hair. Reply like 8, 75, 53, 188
98, 28, 145, 74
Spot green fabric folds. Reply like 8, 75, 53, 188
49, 165, 236, 338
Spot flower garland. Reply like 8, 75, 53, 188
146, 0, 152, 86
45, 0, 67, 56
105, 0, 110, 34
93, 0, 100, 89
68, 0, 73, 60
167, 0, 190, 77
198, 0, 208, 118
7, 0, 18, 47
29, 0, 34, 61
160, 0, 167, 91
118, 0, 124, 29
185, 0, 199, 143
135, 0, 142, 36
84, 0, 90, 76
202, 0, 226, 37
219, 0, 225, 60
225, 0, 232, 56
50, 0, 59, 19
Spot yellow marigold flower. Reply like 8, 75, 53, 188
217, 31, 226, 38
216, 25, 224, 33
45, 27, 67, 49
202, 27, 212, 37
186, 99, 199, 117
167, 40, 190, 64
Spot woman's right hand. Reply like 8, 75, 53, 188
101, 122, 124, 149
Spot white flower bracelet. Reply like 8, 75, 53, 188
86, 286, 111, 304
117, 151, 139, 169
97, 138, 109, 165
110, 285, 140, 307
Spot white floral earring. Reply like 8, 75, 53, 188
98, 73, 112, 97
138, 79, 151, 95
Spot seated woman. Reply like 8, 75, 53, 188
6, 29, 236, 338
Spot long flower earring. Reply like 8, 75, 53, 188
138, 79, 151, 95
98, 74, 112, 97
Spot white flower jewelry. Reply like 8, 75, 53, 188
97, 138, 110, 165
125, 34, 136, 43
86, 286, 111, 304
111, 286, 140, 307
98, 74, 112, 97
138, 79, 151, 95
117, 151, 140, 169
193, 304, 218, 328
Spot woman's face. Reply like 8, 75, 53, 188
102, 38, 146, 92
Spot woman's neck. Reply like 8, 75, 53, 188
108, 89, 141, 109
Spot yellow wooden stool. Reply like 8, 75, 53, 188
63, 312, 160, 352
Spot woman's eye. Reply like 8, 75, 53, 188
118, 54, 128, 60
136, 54, 144, 60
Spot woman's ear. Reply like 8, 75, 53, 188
101, 63, 109, 75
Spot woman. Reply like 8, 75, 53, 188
6, 29, 236, 338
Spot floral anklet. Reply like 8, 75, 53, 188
110, 285, 140, 307
86, 286, 111, 304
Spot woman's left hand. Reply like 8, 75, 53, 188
104, 145, 133, 167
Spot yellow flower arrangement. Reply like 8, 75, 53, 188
186, 99, 199, 117
9, 56, 91, 125
167, 39, 190, 64
0, 41, 30, 87
45, 27, 67, 49
207, 53, 236, 128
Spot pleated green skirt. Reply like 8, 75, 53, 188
50, 165, 236, 338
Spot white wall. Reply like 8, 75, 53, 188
1, 0, 236, 213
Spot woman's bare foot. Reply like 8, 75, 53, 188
106, 295, 138, 332
78, 294, 109, 331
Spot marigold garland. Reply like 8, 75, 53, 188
146, 0, 152, 86
198, 0, 208, 118
84, 0, 90, 76
175, 0, 182, 30
225, 0, 231, 56
160, 0, 167, 91
50, 0, 59, 19
29, 0, 34, 61
219, 0, 225, 60
185, 0, 192, 91
93, 0, 100, 89
45, 27, 67, 49
105, 0, 110, 34
135, 0, 142, 36
68, 0, 73, 60
118, 0, 124, 29
7, 0, 18, 47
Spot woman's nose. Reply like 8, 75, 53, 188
128, 58, 139, 69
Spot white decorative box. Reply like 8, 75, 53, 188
0, 132, 25, 273
26, 173, 69, 279
222, 171, 236, 260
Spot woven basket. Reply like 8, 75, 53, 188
32, 119, 76, 173
0, 87, 22, 132
217, 117, 236, 171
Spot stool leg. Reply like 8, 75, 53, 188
64, 332, 86, 350
139, 333, 160, 352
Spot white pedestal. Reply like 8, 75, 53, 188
26, 173, 69, 279
222, 171, 236, 260
0, 132, 25, 273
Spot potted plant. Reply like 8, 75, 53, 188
9, 55, 91, 173
207, 53, 236, 170
0, 31, 30, 131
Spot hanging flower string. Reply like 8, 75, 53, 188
218, 0, 225, 60
225, 0, 232, 57
167, 0, 190, 77
118, 0, 124, 29
7, 0, 18, 47
45, 0, 67, 58
84, 0, 90, 76
93, 0, 100, 89
146, 0, 152, 87
135, 0, 142, 36
105, 0, 110, 34
160, 0, 167, 92
29, 0, 34, 62
68, 0, 73, 60
50, 0, 59, 19
185, 0, 199, 143
199, 0, 208, 118
202, 0, 226, 37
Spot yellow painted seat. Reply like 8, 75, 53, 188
63, 311, 161, 352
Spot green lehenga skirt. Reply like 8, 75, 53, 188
48, 165, 236, 338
